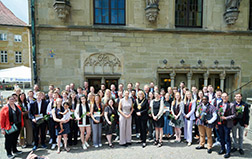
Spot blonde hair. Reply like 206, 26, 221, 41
102, 89, 111, 105
172, 92, 181, 106
184, 91, 192, 104
88, 93, 95, 104
137, 90, 145, 99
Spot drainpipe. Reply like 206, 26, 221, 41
31, 0, 37, 84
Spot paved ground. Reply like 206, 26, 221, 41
0, 134, 251, 159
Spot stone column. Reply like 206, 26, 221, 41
187, 72, 193, 91
101, 77, 105, 84
220, 73, 226, 91
170, 72, 176, 88
204, 73, 209, 86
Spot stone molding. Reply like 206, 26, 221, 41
84, 53, 122, 75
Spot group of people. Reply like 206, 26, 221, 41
0, 81, 250, 159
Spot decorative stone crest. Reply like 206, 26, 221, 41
53, 0, 71, 21
84, 53, 122, 74
145, 0, 160, 22
223, 0, 242, 25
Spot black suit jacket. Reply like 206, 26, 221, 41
233, 101, 250, 127
29, 99, 48, 120
134, 98, 149, 120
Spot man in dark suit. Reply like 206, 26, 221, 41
178, 81, 185, 99
231, 93, 250, 155
217, 92, 236, 158
29, 92, 48, 151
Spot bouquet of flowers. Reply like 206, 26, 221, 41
169, 113, 181, 125
110, 114, 115, 123
236, 105, 244, 118
71, 113, 75, 120
21, 106, 27, 112
36, 114, 50, 126
217, 105, 224, 125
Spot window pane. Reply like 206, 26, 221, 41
102, 0, 109, 8
111, 0, 116, 9
102, 9, 109, 23
94, 0, 125, 25
95, 0, 101, 8
175, 0, 202, 27
95, 9, 102, 23
118, 0, 124, 9
118, 10, 125, 24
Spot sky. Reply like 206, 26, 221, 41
1, 0, 29, 24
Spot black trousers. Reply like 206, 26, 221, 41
136, 116, 147, 143
133, 111, 140, 134
147, 117, 154, 138
68, 119, 78, 145
5, 124, 21, 155
32, 122, 46, 146
49, 117, 57, 144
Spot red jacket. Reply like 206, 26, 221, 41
0, 105, 24, 130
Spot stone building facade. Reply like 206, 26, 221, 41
30, 0, 252, 100
0, 1, 30, 69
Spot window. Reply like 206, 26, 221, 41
0, 33, 7, 41
15, 51, 22, 63
14, 35, 22, 42
0, 51, 8, 63
250, 0, 252, 30
175, 0, 203, 28
94, 0, 125, 25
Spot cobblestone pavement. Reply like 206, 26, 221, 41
1, 134, 252, 159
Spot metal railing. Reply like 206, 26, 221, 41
228, 80, 252, 97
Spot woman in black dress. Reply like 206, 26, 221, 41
151, 92, 164, 147
134, 90, 149, 148
68, 92, 78, 146
52, 98, 70, 154
104, 99, 117, 148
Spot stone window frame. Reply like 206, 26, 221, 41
0, 33, 7, 41
249, 0, 252, 30
15, 51, 22, 64
14, 35, 22, 42
0, 50, 8, 63
175, 0, 203, 28
93, 0, 126, 25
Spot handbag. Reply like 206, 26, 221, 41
5, 123, 18, 135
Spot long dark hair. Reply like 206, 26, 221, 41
69, 91, 78, 110
18, 92, 28, 108
79, 95, 88, 115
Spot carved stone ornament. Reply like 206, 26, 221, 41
53, 0, 71, 21
84, 53, 122, 74
145, 0, 160, 22
223, 0, 242, 25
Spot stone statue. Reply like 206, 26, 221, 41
225, 0, 241, 10
223, 0, 242, 24
146, 0, 159, 6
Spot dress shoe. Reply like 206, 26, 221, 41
224, 153, 230, 158
231, 148, 237, 153
207, 149, 212, 154
32, 146, 37, 151
218, 150, 226, 155
142, 143, 146, 148
195, 146, 205, 150
239, 149, 244, 155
